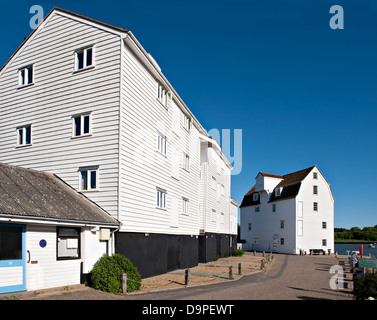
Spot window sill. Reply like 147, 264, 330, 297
156, 206, 167, 211
17, 83, 34, 90
79, 189, 99, 193
71, 134, 93, 140
73, 65, 95, 74
15, 144, 32, 149
156, 150, 167, 158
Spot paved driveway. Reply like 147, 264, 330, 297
125, 253, 353, 300
2, 253, 353, 301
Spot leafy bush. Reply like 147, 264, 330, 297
232, 249, 244, 257
353, 273, 377, 300
91, 254, 141, 293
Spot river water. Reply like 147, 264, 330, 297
334, 243, 377, 256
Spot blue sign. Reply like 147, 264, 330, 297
39, 239, 47, 248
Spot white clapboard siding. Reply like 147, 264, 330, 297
119, 42, 201, 235
26, 225, 81, 291
0, 11, 122, 218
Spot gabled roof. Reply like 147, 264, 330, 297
0, 162, 120, 226
0, 7, 129, 73
240, 166, 316, 207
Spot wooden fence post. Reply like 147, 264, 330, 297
121, 273, 127, 294
261, 259, 265, 269
185, 269, 191, 286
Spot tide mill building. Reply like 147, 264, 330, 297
0, 7, 239, 293
240, 166, 334, 255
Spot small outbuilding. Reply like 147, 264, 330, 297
0, 162, 120, 294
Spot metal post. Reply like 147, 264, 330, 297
238, 263, 242, 275
121, 273, 127, 294
185, 269, 190, 286
229, 266, 233, 279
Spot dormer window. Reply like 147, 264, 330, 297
253, 193, 259, 202
275, 187, 282, 197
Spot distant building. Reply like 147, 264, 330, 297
240, 166, 334, 254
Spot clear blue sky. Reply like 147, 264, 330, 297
1, 0, 376, 229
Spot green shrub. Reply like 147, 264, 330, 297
91, 254, 141, 293
232, 249, 244, 257
353, 273, 377, 300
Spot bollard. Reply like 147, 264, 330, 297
262, 251, 265, 257
121, 273, 127, 294
229, 266, 233, 279
254, 251, 256, 256
260, 259, 265, 269
238, 263, 242, 275
185, 269, 191, 286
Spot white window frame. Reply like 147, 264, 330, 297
280, 220, 285, 229
74, 46, 94, 71
253, 193, 259, 202
156, 187, 167, 209
275, 187, 282, 197
313, 202, 318, 211
182, 197, 189, 215
18, 65, 34, 86
79, 166, 98, 191
183, 152, 190, 171
157, 132, 167, 155
322, 239, 327, 246
322, 221, 327, 229
16, 125, 32, 146
183, 114, 191, 132
72, 113, 91, 138
313, 172, 318, 179
157, 83, 168, 107
313, 185, 318, 195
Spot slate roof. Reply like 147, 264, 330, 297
240, 166, 315, 207
0, 162, 120, 226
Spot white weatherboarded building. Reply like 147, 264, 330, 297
0, 7, 237, 282
240, 166, 334, 255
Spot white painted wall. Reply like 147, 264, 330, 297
295, 167, 334, 254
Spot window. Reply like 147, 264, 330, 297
272, 204, 276, 213
75, 46, 94, 71
275, 187, 282, 197
313, 202, 318, 211
183, 114, 191, 131
17, 125, 31, 146
156, 187, 167, 209
313, 185, 318, 195
211, 176, 217, 190
72, 113, 91, 137
322, 239, 327, 246
57, 227, 80, 260
254, 238, 260, 244
183, 152, 190, 171
212, 209, 216, 222
253, 193, 259, 202
0, 224, 23, 260
19, 65, 33, 86
182, 197, 189, 215
280, 238, 285, 245
248, 223, 252, 231
221, 184, 225, 196
157, 83, 168, 106
255, 207, 260, 212
313, 172, 318, 179
280, 220, 285, 229
322, 221, 327, 229
157, 132, 167, 155
79, 167, 98, 191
